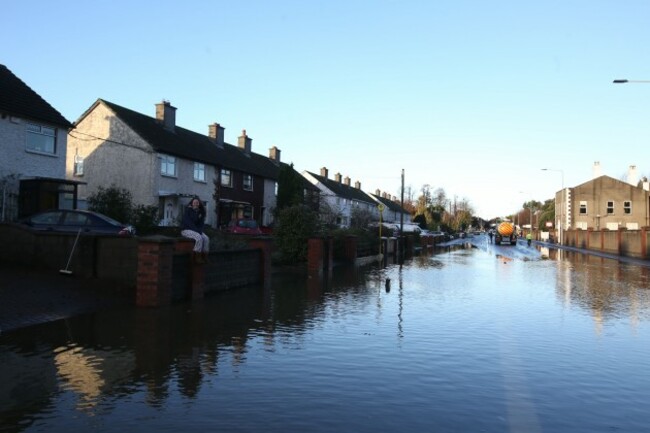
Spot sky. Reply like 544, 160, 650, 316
3, 0, 650, 219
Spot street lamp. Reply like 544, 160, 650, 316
541, 168, 564, 245
613, 79, 650, 84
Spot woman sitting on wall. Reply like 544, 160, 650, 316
181, 197, 210, 263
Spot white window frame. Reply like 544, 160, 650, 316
623, 201, 631, 214
160, 154, 176, 177
221, 169, 232, 187
26, 123, 56, 154
579, 201, 587, 214
74, 155, 84, 176
243, 174, 253, 191
194, 162, 206, 182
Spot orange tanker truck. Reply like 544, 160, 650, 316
494, 221, 517, 246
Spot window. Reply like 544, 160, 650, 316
606, 201, 614, 214
274, 182, 278, 196
26, 123, 56, 154
221, 169, 232, 187
579, 201, 587, 214
74, 155, 84, 176
160, 154, 176, 177
194, 162, 205, 182
243, 174, 253, 191
624, 201, 631, 214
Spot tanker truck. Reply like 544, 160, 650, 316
494, 221, 517, 246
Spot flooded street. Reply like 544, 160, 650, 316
2, 240, 650, 433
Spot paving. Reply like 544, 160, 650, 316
0, 264, 132, 335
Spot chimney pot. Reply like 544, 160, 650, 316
628, 165, 639, 186
593, 161, 602, 179
238, 129, 252, 154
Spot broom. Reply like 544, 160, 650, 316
60, 228, 82, 275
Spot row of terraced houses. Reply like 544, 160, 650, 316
2, 63, 650, 235
0, 64, 411, 230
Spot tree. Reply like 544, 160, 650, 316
318, 199, 343, 229
350, 206, 373, 229
132, 204, 161, 235
276, 163, 305, 212
87, 184, 133, 223
274, 205, 320, 263
537, 199, 555, 230
87, 184, 160, 233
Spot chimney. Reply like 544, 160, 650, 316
642, 177, 650, 191
320, 167, 328, 178
593, 161, 602, 178
344, 176, 351, 186
355, 181, 361, 189
335, 173, 342, 183
238, 129, 252, 154
156, 100, 176, 131
208, 122, 225, 146
269, 146, 281, 163
627, 165, 639, 186
375, 189, 380, 196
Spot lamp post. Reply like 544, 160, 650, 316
613, 79, 650, 84
541, 168, 564, 245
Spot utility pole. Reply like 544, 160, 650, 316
400, 169, 404, 234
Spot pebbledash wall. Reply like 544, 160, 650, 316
0, 224, 271, 306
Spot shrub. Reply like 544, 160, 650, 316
87, 185, 133, 223
274, 205, 320, 263
132, 204, 160, 235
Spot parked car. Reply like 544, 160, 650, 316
20, 209, 135, 235
225, 218, 262, 235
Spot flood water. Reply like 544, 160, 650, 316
2, 241, 650, 432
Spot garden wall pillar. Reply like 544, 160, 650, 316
308, 237, 333, 276
136, 236, 175, 307
344, 235, 358, 263
247, 237, 272, 289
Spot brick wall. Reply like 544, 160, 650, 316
0, 224, 273, 305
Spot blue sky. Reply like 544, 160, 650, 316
4, 0, 650, 218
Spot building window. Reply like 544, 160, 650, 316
624, 201, 631, 214
579, 201, 587, 214
221, 169, 232, 187
160, 154, 176, 177
243, 174, 253, 191
74, 155, 84, 176
606, 201, 614, 214
194, 162, 205, 182
26, 123, 56, 154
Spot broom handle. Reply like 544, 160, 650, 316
64, 228, 82, 271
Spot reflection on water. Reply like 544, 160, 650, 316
1, 247, 650, 433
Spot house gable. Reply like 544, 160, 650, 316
0, 64, 71, 128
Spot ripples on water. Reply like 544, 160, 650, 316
1, 246, 649, 432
